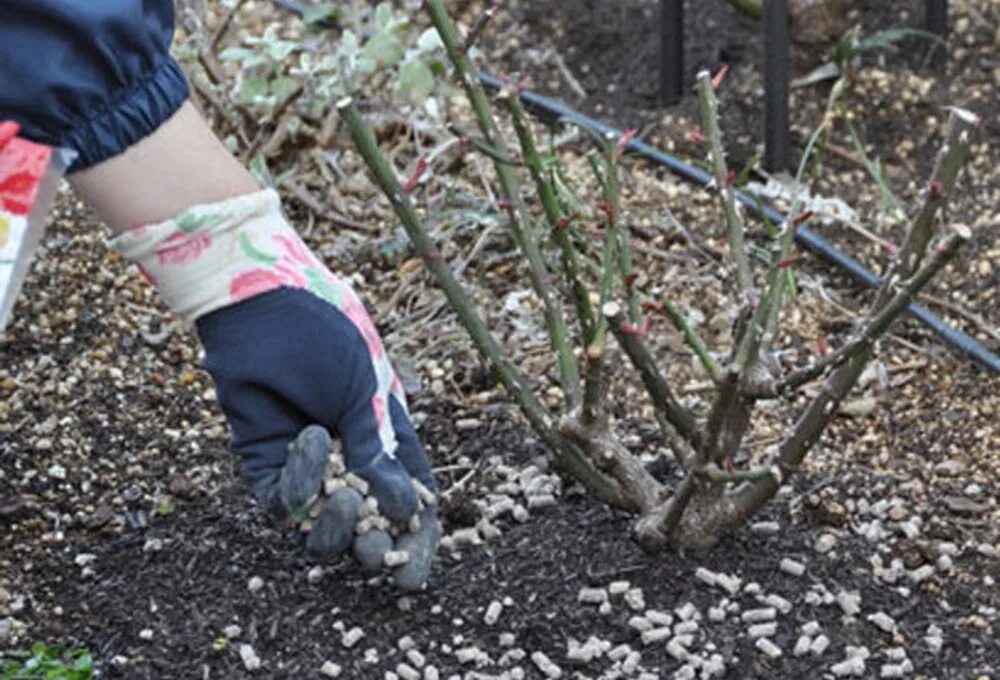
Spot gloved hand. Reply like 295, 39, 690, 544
111, 189, 439, 589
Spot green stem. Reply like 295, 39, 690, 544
661, 300, 721, 382
338, 98, 622, 506
426, 0, 580, 408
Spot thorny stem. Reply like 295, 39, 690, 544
501, 90, 595, 344
426, 0, 581, 409
696, 70, 754, 303
771, 226, 972, 394
603, 303, 701, 451
338, 98, 624, 507
731, 219, 972, 520
582, 218, 619, 426
660, 300, 722, 382
698, 463, 778, 483
602, 134, 640, 325
873, 108, 980, 308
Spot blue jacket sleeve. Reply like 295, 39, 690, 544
0, 1, 190, 171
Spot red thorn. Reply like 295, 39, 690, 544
403, 156, 428, 193
929, 180, 943, 200
723, 456, 734, 473
792, 209, 814, 225
777, 252, 801, 269
424, 248, 439, 262
725, 168, 736, 186
687, 128, 707, 144
641, 300, 664, 315
554, 210, 580, 230
884, 242, 898, 256
932, 241, 948, 254
517, 75, 533, 93
620, 316, 653, 337
624, 272, 639, 290
597, 201, 615, 224
496, 198, 513, 209
817, 332, 829, 357
711, 64, 730, 90
616, 128, 638, 156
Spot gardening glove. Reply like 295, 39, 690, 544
110, 188, 440, 589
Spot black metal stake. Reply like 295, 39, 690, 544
659, 0, 684, 105
925, 0, 948, 68
763, 0, 790, 172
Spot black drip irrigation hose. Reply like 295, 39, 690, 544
267, 0, 999, 374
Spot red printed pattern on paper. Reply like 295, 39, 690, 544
0, 122, 52, 217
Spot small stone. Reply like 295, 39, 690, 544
815, 533, 837, 554
223, 625, 242, 639
867, 612, 896, 633
810, 635, 831, 656
342, 627, 365, 648
422, 667, 439, 680
751, 521, 780, 534
453, 647, 481, 665
628, 615, 652, 633
755, 638, 782, 659
384, 550, 410, 568
578, 587, 608, 605
748, 623, 777, 639
665, 639, 689, 662
924, 624, 944, 654
247, 576, 265, 593
779, 558, 805, 576
320, 661, 342, 677
675, 602, 698, 621
879, 662, 910, 678
646, 610, 673, 627
836, 591, 861, 617
741, 608, 776, 623
673, 665, 696, 680
396, 663, 420, 680
499, 633, 516, 647
762, 594, 792, 614
793, 635, 812, 656
909, 565, 935, 583
707, 607, 726, 623
143, 538, 163, 553
624, 588, 646, 611
888, 505, 907, 521
530, 651, 562, 678
830, 657, 866, 677
307, 566, 324, 585
484, 601, 503, 626
406, 649, 426, 667
511, 504, 530, 523
608, 580, 630, 595
238, 644, 261, 671
640, 627, 672, 646
801, 621, 821, 636
673, 620, 698, 635
138, 629, 153, 641
702, 653, 725, 678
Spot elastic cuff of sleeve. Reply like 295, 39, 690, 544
63, 58, 190, 172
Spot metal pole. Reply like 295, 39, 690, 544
925, 0, 948, 68
659, 0, 684, 105
763, 0, 790, 172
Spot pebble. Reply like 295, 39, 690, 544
307, 566, 324, 585
750, 521, 780, 534
867, 612, 896, 633
673, 620, 699, 635
640, 627, 672, 646
702, 653, 726, 678
793, 635, 812, 656
423, 667, 439, 680
628, 616, 652, 633
607, 644, 632, 661
511, 504, 530, 523
397, 664, 420, 680
814, 533, 837, 553
238, 644, 261, 671
748, 623, 777, 639
530, 651, 562, 678
924, 624, 944, 654
138, 629, 153, 641
909, 565, 935, 583
223, 625, 242, 639
406, 650, 426, 667
779, 558, 805, 576
624, 588, 646, 611
741, 608, 776, 623
247, 576, 265, 593
762, 594, 792, 614
676, 602, 698, 621
566, 636, 609, 664
665, 639, 689, 662
810, 635, 831, 656
578, 587, 608, 605
801, 621, 821, 636
707, 607, 726, 623
646, 610, 673, 627
755, 638, 782, 659
673, 665, 696, 680
499, 633, 516, 647
880, 661, 913, 678
342, 627, 365, 648
526, 494, 556, 509
453, 647, 481, 665
319, 661, 342, 677
608, 580, 631, 596
398, 635, 416, 651
831, 658, 866, 677
835, 591, 861, 617
484, 601, 503, 626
